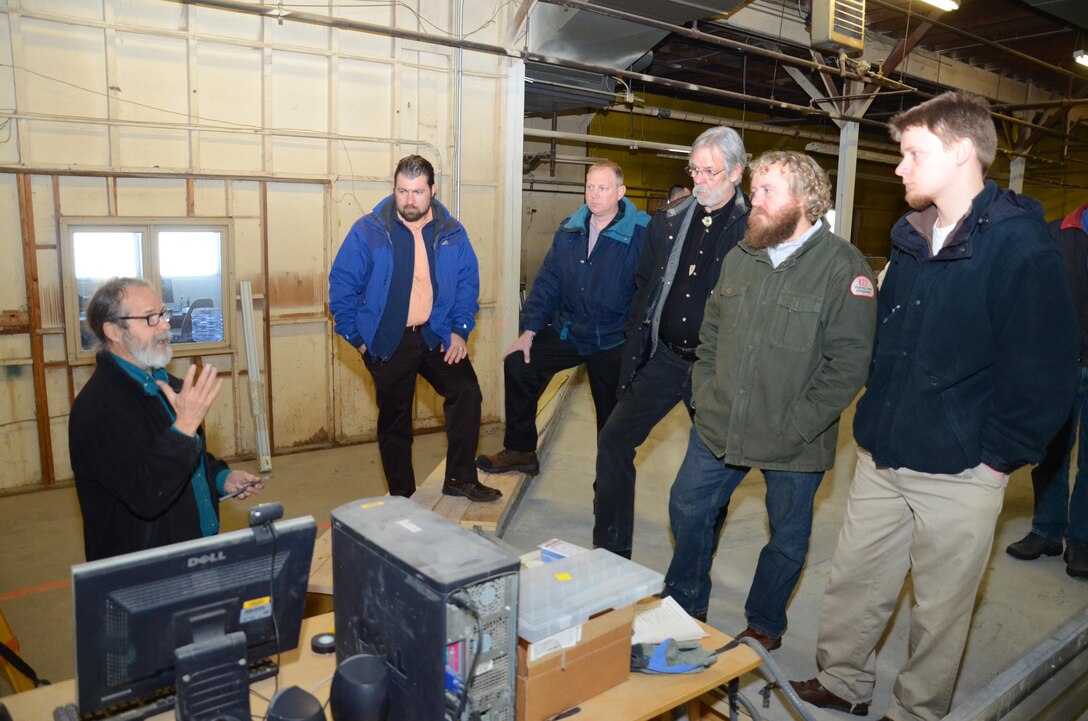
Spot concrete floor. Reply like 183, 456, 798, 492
2, 373, 1086, 719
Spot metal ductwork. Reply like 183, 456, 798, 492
525, 0, 754, 114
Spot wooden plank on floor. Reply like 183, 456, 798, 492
307, 528, 333, 595
410, 367, 579, 535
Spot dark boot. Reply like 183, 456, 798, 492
442, 478, 502, 502
1066, 540, 1088, 579
1006, 532, 1063, 560
476, 449, 539, 475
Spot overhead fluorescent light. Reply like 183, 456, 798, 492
1076, 50, 1088, 68
919, 0, 959, 10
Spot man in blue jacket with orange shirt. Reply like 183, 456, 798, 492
329, 154, 500, 502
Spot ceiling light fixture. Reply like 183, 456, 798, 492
918, 0, 959, 10
1076, 50, 1088, 68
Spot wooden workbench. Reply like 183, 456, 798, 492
0, 612, 759, 721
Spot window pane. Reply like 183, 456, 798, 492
159, 231, 224, 345
73, 231, 143, 351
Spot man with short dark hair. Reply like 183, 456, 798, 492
69, 277, 263, 562
792, 91, 1077, 721
477, 160, 650, 475
593, 126, 749, 560
667, 184, 691, 203
664, 150, 875, 651
329, 154, 500, 502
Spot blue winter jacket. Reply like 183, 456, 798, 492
521, 197, 650, 354
328, 195, 480, 360
854, 181, 1077, 475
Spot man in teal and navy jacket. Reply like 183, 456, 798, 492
329, 154, 500, 502
477, 160, 650, 475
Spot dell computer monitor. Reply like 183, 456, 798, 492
71, 515, 317, 720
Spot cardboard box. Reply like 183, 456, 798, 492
516, 605, 634, 721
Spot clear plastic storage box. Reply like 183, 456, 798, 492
517, 548, 664, 642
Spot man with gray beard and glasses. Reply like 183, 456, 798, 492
69, 277, 263, 561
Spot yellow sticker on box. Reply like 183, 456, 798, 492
554, 572, 573, 581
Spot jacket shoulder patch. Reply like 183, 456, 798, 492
850, 275, 875, 298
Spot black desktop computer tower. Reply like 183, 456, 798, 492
332, 496, 520, 721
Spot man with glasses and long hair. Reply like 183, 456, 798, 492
69, 277, 263, 561
592, 126, 750, 561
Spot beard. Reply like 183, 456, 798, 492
693, 182, 730, 210
397, 198, 431, 223
123, 329, 173, 369
905, 189, 932, 211
745, 202, 804, 250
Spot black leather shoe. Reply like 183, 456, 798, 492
789, 679, 869, 716
1066, 540, 1088, 579
1006, 532, 1063, 560
442, 478, 502, 502
734, 627, 782, 651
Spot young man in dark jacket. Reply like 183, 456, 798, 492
593, 126, 749, 559
477, 160, 650, 475
1006, 203, 1088, 578
664, 151, 876, 651
329, 154, 499, 501
792, 92, 1078, 721
69, 278, 263, 562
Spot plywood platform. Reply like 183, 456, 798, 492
409, 367, 578, 535
308, 368, 579, 595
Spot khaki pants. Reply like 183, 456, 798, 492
815, 449, 1007, 721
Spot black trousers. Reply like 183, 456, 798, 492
364, 330, 482, 497
503, 327, 624, 452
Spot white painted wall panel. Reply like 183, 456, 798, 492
115, 176, 186, 216
337, 59, 393, 139
269, 17, 330, 51
271, 136, 328, 176
272, 51, 329, 133
0, 15, 16, 165
42, 333, 65, 365
0, 175, 23, 309
332, 343, 376, 440
118, 127, 190, 170
196, 43, 262, 129
21, 0, 103, 22
269, 323, 329, 449
37, 249, 63, 330
192, 5, 261, 43
27, 120, 110, 167
0, 422, 41, 490
113, 0, 186, 32
57, 176, 109, 215
198, 132, 262, 174
0, 336, 30, 365
194, 179, 227, 217
51, 416, 72, 482
458, 184, 498, 303
115, 33, 188, 123
21, 19, 107, 118
266, 182, 325, 316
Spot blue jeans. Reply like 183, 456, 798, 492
665, 426, 823, 635
593, 345, 694, 557
1031, 366, 1088, 545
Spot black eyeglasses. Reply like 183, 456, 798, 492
117, 309, 172, 326
685, 165, 727, 179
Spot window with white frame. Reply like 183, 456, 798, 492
62, 219, 232, 361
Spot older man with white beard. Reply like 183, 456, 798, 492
662, 151, 876, 650
69, 277, 262, 561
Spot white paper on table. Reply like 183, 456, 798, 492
631, 596, 709, 644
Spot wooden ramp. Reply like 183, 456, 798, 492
410, 366, 579, 535
308, 367, 580, 595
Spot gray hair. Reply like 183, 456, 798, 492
85, 277, 155, 353
690, 126, 747, 184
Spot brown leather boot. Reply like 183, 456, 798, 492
476, 449, 539, 475
789, 679, 869, 716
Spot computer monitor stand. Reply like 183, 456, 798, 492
174, 609, 252, 721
